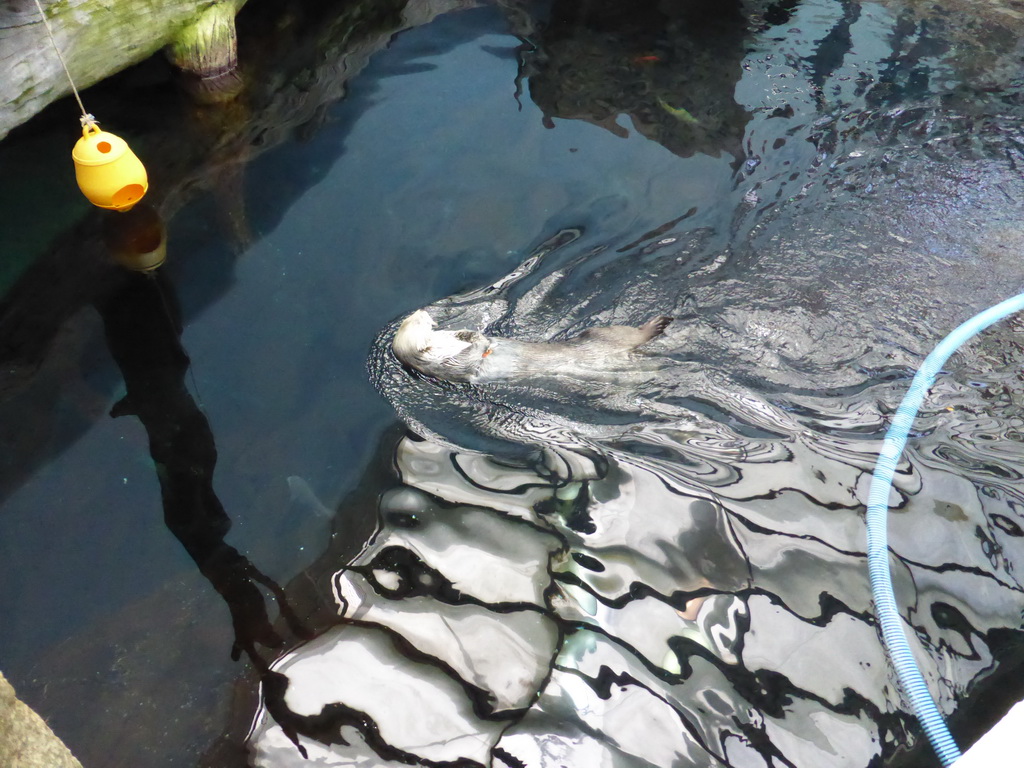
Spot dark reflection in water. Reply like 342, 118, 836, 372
96, 240, 311, 667
517, 0, 752, 163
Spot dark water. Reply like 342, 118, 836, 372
1, 0, 1023, 766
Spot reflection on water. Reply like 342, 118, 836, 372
97, 242, 311, 667
281, 1, 1024, 765
518, 0, 752, 163
248, 413, 1023, 765
2, 0, 1024, 767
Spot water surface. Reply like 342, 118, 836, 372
1, 1, 1023, 766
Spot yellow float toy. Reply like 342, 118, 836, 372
72, 122, 149, 212
29, 0, 151, 212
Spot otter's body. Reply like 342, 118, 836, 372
392, 310, 672, 384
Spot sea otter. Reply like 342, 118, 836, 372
392, 309, 672, 384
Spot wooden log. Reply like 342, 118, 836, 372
166, 2, 245, 104
0, 0, 245, 140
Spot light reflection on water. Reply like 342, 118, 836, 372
260, 1, 1024, 765
0, 0, 1023, 766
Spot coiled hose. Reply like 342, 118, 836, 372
867, 292, 1024, 766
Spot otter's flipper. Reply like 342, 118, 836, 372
639, 315, 673, 342
570, 316, 673, 350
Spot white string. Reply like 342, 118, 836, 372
31, 0, 96, 127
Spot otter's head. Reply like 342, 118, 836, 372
392, 310, 436, 364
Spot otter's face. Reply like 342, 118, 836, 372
392, 310, 436, 362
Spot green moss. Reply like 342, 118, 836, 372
59, 0, 204, 92
43, 0, 246, 92
168, 2, 242, 75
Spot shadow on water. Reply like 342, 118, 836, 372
96, 228, 310, 666
2, 0, 1024, 767
90, 213, 395, 764
514, 0, 752, 165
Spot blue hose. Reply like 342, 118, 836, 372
867, 292, 1024, 767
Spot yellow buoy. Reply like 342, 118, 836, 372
72, 122, 149, 212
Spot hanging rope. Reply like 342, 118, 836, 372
31, 0, 96, 128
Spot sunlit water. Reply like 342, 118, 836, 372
1, 1, 1023, 767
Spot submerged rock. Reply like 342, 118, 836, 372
0, 670, 82, 768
